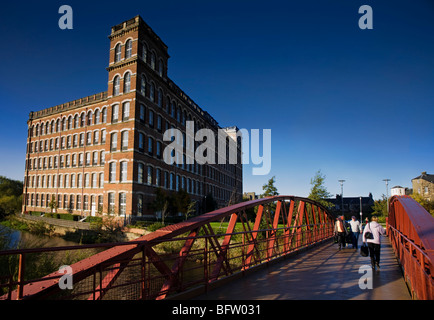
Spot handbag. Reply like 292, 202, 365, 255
365, 223, 374, 240
360, 243, 369, 257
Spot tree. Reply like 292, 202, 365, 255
0, 176, 23, 218
149, 188, 170, 223
48, 195, 58, 214
308, 170, 333, 209
371, 195, 387, 217
262, 176, 279, 197
411, 193, 434, 217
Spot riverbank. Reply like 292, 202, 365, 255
0, 214, 149, 246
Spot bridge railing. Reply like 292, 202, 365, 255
387, 195, 434, 300
1, 196, 335, 300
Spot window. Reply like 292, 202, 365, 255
102, 108, 107, 123
71, 174, 76, 188
157, 115, 162, 131
157, 89, 163, 107
92, 173, 97, 188
109, 162, 116, 182
87, 111, 93, 126
101, 130, 106, 144
120, 161, 127, 182
425, 187, 429, 194
138, 133, 144, 152
86, 132, 92, 145
85, 152, 91, 166
77, 173, 82, 188
125, 39, 132, 59
149, 110, 154, 127
92, 151, 98, 165
124, 72, 131, 93
149, 83, 154, 102
119, 193, 127, 216
76, 195, 81, 210
85, 173, 90, 188
113, 76, 120, 96
140, 75, 146, 96
158, 60, 164, 77
156, 141, 161, 158
99, 173, 104, 188
122, 102, 130, 121
156, 169, 161, 187
95, 110, 100, 124
150, 52, 156, 70
141, 43, 147, 62
147, 166, 153, 185
137, 194, 143, 217
138, 163, 144, 184
121, 131, 128, 150
100, 151, 105, 165
112, 105, 119, 123
114, 43, 121, 62
139, 104, 146, 122
148, 137, 153, 155
108, 193, 115, 214
93, 131, 99, 144
80, 133, 84, 146
111, 133, 118, 151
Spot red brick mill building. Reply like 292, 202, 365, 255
22, 15, 243, 219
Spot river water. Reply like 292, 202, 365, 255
1, 225, 81, 251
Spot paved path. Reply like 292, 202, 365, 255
196, 236, 411, 300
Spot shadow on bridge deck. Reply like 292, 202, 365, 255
195, 237, 411, 300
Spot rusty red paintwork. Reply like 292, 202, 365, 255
388, 195, 434, 300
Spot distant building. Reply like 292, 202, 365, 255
412, 171, 434, 201
243, 192, 259, 201
391, 186, 406, 196
327, 193, 374, 219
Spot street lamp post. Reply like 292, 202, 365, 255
338, 180, 345, 217
383, 179, 390, 216
359, 196, 363, 223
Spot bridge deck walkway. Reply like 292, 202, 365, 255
196, 236, 411, 300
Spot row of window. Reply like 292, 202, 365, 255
30, 109, 108, 137
29, 130, 107, 154
27, 193, 107, 214
28, 172, 104, 189
28, 151, 105, 170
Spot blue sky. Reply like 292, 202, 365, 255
0, 0, 433, 200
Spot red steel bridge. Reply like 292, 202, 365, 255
0, 195, 433, 300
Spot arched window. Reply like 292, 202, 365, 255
142, 43, 147, 62
150, 51, 156, 70
157, 88, 163, 107
140, 75, 146, 96
113, 76, 120, 96
125, 39, 132, 59
123, 72, 131, 93
87, 111, 93, 126
149, 82, 154, 102
101, 108, 107, 123
114, 43, 121, 62
94, 109, 100, 124
158, 59, 164, 77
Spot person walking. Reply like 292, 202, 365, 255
362, 216, 386, 270
334, 216, 348, 251
349, 216, 361, 249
